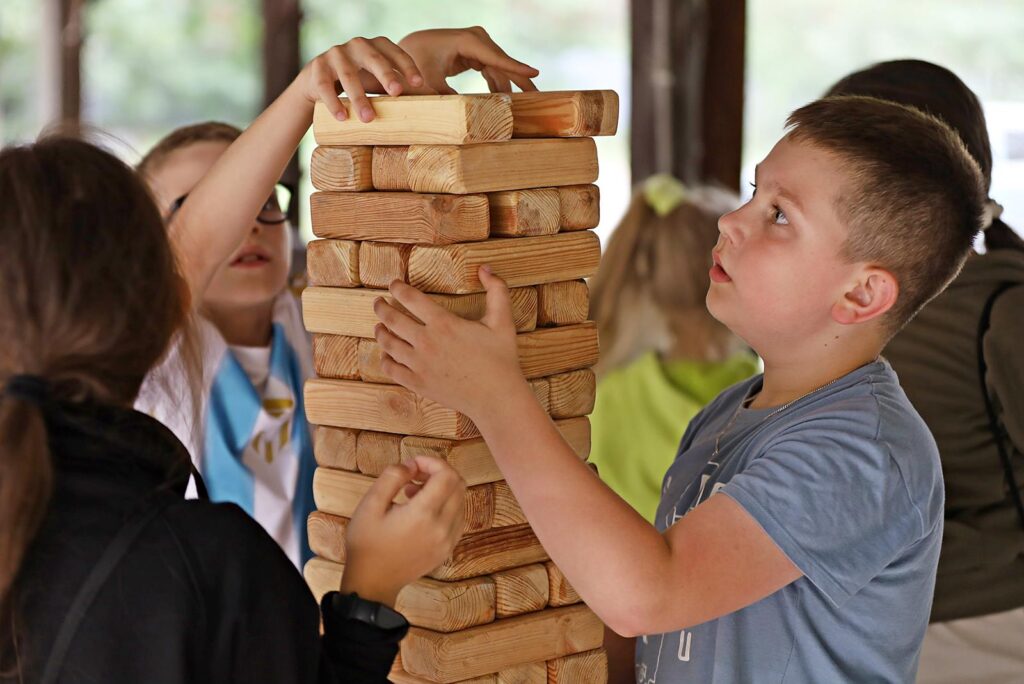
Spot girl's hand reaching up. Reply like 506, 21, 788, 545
340, 457, 466, 607
399, 27, 539, 94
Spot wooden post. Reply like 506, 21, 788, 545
41, 0, 83, 127
630, 0, 745, 190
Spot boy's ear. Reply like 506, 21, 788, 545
831, 266, 898, 326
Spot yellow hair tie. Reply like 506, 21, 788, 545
642, 174, 689, 217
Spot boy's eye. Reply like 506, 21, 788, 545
773, 207, 789, 225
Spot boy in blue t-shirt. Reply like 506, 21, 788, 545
370, 95, 985, 681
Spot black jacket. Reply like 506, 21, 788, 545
6, 400, 399, 683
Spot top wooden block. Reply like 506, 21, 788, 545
510, 90, 619, 138
313, 94, 513, 146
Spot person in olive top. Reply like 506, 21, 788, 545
828, 59, 1024, 682
588, 175, 759, 522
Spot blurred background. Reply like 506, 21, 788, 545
1, 0, 1022, 243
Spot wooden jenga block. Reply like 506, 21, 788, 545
310, 192, 489, 246
310, 146, 373, 192
355, 430, 403, 476
307, 239, 360, 287
302, 286, 538, 338
516, 324, 600, 380
401, 605, 604, 683
493, 564, 550, 618
311, 334, 360, 380
557, 185, 600, 231
312, 94, 513, 146
312, 470, 507, 534
303, 557, 496, 633
497, 662, 547, 684
545, 562, 581, 607
307, 510, 349, 562
314, 426, 358, 471
408, 232, 600, 295
358, 241, 413, 289
372, 145, 410, 191
546, 371, 596, 420
391, 663, 497, 684
305, 379, 478, 439
510, 91, 619, 138
434, 524, 548, 581
492, 482, 527, 527
400, 417, 591, 487
488, 189, 560, 238
546, 649, 608, 683
536, 281, 589, 327
355, 337, 391, 383
393, 139, 598, 194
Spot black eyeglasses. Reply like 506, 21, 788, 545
166, 182, 295, 225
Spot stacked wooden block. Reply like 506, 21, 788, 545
301, 90, 617, 684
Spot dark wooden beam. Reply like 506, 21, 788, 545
630, 0, 745, 191
44, 0, 83, 125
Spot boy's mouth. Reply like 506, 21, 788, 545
230, 246, 272, 269
710, 251, 732, 283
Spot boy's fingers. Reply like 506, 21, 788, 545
459, 28, 539, 77
374, 323, 417, 368
408, 465, 464, 515
483, 67, 512, 94
349, 40, 404, 97
356, 462, 414, 517
372, 37, 424, 88
379, 353, 420, 391
327, 49, 373, 123
389, 280, 448, 326
510, 73, 538, 92
374, 298, 424, 346
479, 266, 515, 330
313, 61, 346, 120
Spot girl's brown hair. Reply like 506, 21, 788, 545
589, 183, 741, 375
0, 136, 192, 669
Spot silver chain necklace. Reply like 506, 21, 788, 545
712, 377, 843, 458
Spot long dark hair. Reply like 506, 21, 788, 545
826, 59, 1024, 253
0, 137, 191, 670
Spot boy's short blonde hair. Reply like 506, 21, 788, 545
137, 121, 242, 177
786, 96, 985, 332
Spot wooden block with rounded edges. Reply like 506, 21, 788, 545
314, 426, 358, 471
488, 189, 560, 238
311, 334, 359, 380
494, 564, 550, 618
302, 286, 538, 338
358, 241, 412, 289
311, 470, 499, 534
312, 94, 513, 146
497, 662, 547, 684
433, 523, 548, 581
307, 239, 360, 287
303, 556, 496, 633
400, 604, 604, 683
510, 90, 619, 138
547, 370, 596, 420
557, 185, 600, 231
546, 562, 580, 607
408, 232, 600, 295
546, 649, 608, 683
536, 281, 589, 327
391, 665, 496, 684
310, 146, 373, 192
372, 145, 410, 190
492, 481, 527, 527
516, 323, 600, 380
355, 430, 402, 476
400, 416, 591, 487
307, 511, 348, 562
305, 379, 478, 439
310, 191, 489, 245
405, 138, 598, 195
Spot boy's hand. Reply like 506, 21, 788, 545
341, 457, 466, 607
398, 27, 539, 94
372, 267, 528, 420
301, 37, 425, 123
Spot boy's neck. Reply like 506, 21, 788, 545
203, 300, 275, 347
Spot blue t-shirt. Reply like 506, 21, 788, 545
635, 360, 943, 683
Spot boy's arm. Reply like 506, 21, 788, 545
373, 271, 801, 636
169, 32, 538, 305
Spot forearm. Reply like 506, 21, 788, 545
169, 74, 313, 302
473, 382, 675, 634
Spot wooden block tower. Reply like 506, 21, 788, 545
301, 89, 618, 683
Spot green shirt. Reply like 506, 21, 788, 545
589, 351, 759, 521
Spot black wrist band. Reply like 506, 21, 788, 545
325, 591, 409, 635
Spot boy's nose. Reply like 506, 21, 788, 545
717, 208, 744, 246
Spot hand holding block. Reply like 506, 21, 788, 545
510, 90, 619, 138
310, 192, 489, 245
397, 138, 598, 194
303, 557, 496, 633
408, 232, 600, 295
310, 146, 373, 192
400, 604, 604, 683
312, 94, 513, 145
488, 189, 561, 238
307, 240, 360, 288
302, 286, 538, 338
